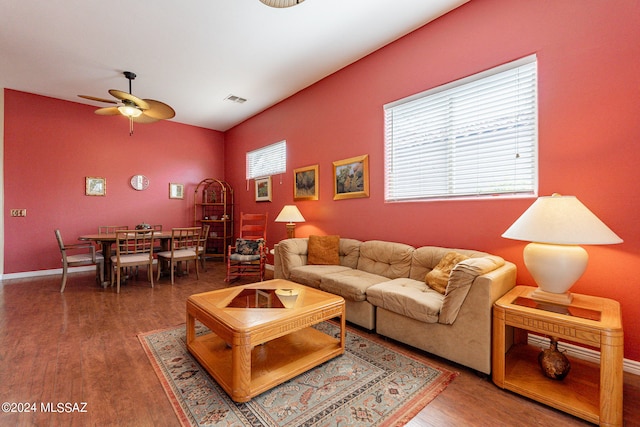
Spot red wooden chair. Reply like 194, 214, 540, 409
225, 213, 268, 282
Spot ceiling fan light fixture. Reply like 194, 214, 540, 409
259, 0, 304, 8
118, 104, 142, 118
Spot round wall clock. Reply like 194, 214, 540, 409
130, 174, 150, 191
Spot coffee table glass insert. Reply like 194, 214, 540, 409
226, 289, 286, 308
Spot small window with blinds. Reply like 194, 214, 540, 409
246, 140, 287, 179
384, 55, 538, 202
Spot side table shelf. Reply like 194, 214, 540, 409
492, 286, 623, 427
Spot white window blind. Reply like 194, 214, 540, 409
246, 140, 287, 179
384, 55, 538, 202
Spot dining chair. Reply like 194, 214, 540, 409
111, 229, 156, 293
55, 229, 104, 292
98, 225, 129, 234
197, 224, 210, 271
156, 227, 201, 285
225, 212, 268, 282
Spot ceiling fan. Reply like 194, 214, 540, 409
78, 71, 175, 136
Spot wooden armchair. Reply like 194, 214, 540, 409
55, 229, 104, 292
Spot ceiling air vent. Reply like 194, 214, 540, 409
225, 95, 247, 104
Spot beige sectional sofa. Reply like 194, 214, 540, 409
273, 238, 516, 374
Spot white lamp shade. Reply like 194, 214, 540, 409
275, 205, 305, 223
502, 194, 622, 245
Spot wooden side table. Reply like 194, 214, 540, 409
492, 286, 623, 427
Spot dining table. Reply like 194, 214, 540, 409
78, 231, 174, 283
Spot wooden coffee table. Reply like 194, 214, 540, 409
186, 279, 345, 402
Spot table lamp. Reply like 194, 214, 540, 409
275, 205, 305, 238
502, 193, 622, 304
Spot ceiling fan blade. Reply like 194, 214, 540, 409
142, 99, 176, 120
132, 112, 160, 124
78, 94, 118, 104
108, 89, 150, 110
94, 107, 121, 116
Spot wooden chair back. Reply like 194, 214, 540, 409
238, 212, 268, 240
99, 225, 128, 234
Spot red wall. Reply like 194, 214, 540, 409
224, 0, 640, 361
4, 89, 224, 273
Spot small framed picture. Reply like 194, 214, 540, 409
255, 176, 272, 202
294, 164, 319, 201
85, 177, 106, 196
333, 154, 369, 200
169, 183, 184, 199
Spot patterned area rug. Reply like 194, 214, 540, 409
139, 322, 457, 427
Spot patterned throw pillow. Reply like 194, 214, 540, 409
235, 238, 264, 255
425, 252, 469, 294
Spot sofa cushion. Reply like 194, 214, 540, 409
356, 240, 414, 279
289, 264, 352, 289
425, 251, 469, 294
409, 246, 490, 281
319, 269, 391, 302
366, 278, 443, 324
308, 235, 340, 265
439, 255, 505, 324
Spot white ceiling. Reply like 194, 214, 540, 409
0, 0, 467, 132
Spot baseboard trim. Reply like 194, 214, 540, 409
529, 334, 640, 376
1, 262, 159, 281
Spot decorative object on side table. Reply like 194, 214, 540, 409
136, 223, 152, 231
538, 337, 571, 380
502, 193, 622, 304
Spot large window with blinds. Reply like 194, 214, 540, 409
246, 140, 287, 179
384, 55, 538, 202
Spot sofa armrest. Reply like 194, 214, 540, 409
273, 238, 309, 279
439, 260, 516, 324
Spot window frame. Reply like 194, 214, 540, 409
384, 55, 538, 202
246, 140, 287, 180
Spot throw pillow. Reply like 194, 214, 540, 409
308, 235, 341, 265
235, 238, 264, 255
425, 251, 469, 294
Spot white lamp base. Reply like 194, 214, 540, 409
523, 242, 589, 305
530, 288, 573, 305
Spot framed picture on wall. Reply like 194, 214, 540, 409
333, 154, 369, 200
255, 176, 272, 202
85, 177, 106, 196
169, 183, 184, 199
294, 164, 319, 201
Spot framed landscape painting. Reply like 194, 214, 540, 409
333, 154, 369, 200
255, 176, 272, 202
169, 183, 184, 199
85, 177, 106, 196
294, 164, 319, 201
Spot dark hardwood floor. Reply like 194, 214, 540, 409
0, 263, 637, 427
